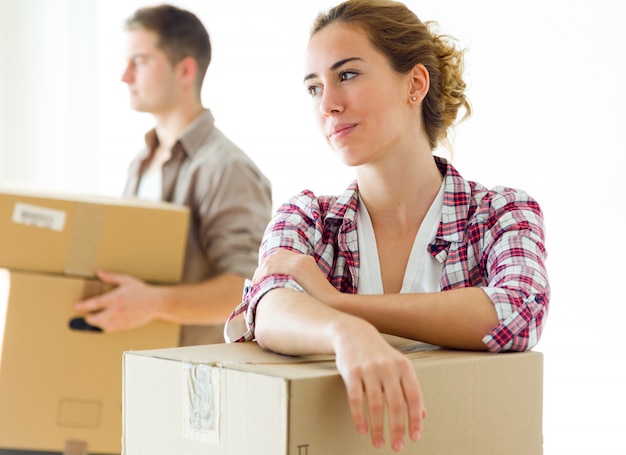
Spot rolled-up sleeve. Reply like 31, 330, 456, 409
479, 191, 550, 352
226, 191, 322, 342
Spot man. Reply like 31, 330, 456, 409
75, 5, 272, 346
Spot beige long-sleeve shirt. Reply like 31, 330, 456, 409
124, 109, 272, 346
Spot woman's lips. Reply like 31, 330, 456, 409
328, 123, 357, 141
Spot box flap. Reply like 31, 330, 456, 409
125, 336, 538, 382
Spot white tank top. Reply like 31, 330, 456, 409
356, 181, 445, 295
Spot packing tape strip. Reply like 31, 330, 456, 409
182, 362, 220, 444
65, 203, 104, 276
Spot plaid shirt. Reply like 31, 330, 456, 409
226, 157, 549, 352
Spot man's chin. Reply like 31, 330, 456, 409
130, 102, 149, 113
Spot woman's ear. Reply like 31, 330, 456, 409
408, 63, 430, 104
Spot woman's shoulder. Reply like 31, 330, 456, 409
277, 181, 360, 221
442, 159, 543, 218
465, 183, 545, 242
470, 183, 543, 216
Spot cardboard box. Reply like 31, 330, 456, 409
0, 188, 189, 283
122, 337, 543, 455
0, 269, 180, 454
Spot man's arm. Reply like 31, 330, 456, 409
74, 270, 245, 331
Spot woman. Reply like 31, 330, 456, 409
226, 0, 549, 451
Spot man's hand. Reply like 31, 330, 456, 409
74, 270, 162, 332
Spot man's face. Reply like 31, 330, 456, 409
121, 29, 182, 115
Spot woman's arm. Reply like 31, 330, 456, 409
255, 249, 498, 350
335, 288, 498, 350
255, 287, 426, 451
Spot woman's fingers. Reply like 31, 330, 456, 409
344, 373, 369, 436
385, 370, 409, 451
363, 379, 386, 448
341, 349, 425, 451
402, 371, 426, 442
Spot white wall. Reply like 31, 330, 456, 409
1, 1, 625, 454
0, 0, 99, 191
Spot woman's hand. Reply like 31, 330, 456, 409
254, 251, 427, 450
254, 285, 426, 451
333, 319, 426, 451
254, 249, 340, 305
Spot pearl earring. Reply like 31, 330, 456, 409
411, 96, 417, 101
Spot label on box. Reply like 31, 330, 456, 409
12, 202, 66, 231
182, 362, 220, 444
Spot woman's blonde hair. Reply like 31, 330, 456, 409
311, 0, 471, 152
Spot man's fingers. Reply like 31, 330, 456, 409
96, 270, 127, 285
75, 295, 104, 312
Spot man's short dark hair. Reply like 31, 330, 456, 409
125, 4, 211, 93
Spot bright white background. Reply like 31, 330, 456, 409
1, 1, 625, 453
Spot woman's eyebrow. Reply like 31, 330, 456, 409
303, 57, 364, 83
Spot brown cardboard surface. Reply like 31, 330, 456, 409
0, 270, 180, 454
0, 188, 189, 283
122, 338, 543, 454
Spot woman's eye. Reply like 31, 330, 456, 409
339, 71, 357, 82
307, 85, 321, 97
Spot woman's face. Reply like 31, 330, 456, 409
304, 22, 415, 168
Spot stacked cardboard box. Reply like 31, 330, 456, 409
123, 336, 544, 455
0, 189, 188, 283
0, 188, 188, 454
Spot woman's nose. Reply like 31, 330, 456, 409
319, 86, 344, 116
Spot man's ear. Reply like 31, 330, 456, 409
408, 63, 430, 104
177, 56, 198, 89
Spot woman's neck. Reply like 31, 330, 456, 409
356, 151, 443, 228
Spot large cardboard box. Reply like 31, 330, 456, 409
0, 269, 180, 454
123, 338, 543, 455
0, 188, 189, 283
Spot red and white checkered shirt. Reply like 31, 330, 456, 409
226, 157, 549, 352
